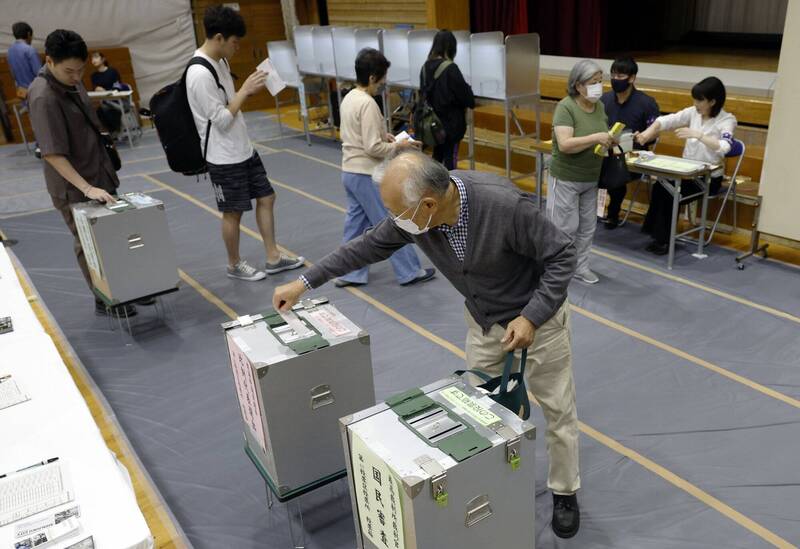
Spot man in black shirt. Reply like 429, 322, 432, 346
600, 57, 660, 228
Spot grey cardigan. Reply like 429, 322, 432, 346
303, 170, 577, 331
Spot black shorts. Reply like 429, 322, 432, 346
207, 151, 275, 212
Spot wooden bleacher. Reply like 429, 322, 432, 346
0, 47, 139, 145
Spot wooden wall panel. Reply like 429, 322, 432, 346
327, 0, 428, 28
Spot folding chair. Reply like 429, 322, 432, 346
702, 138, 745, 245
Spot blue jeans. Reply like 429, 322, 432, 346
339, 172, 422, 284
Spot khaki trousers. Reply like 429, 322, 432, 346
464, 301, 580, 494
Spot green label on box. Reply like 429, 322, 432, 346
439, 386, 501, 427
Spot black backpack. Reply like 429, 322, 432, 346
413, 60, 452, 148
150, 57, 226, 176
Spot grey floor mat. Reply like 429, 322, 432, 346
2, 114, 798, 548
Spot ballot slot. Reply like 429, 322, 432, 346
406, 406, 467, 444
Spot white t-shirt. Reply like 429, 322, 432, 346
656, 106, 737, 177
186, 49, 253, 165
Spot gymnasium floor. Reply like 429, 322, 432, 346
1, 113, 799, 548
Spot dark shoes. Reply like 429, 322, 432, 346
604, 217, 620, 230
400, 268, 436, 286
552, 493, 580, 539
646, 241, 669, 256
95, 300, 137, 318
334, 278, 366, 288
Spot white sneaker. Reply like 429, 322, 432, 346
265, 255, 306, 275
574, 269, 599, 284
227, 260, 266, 281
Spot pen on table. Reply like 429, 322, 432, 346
0, 457, 59, 479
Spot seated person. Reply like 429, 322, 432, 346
635, 77, 736, 255
90, 51, 121, 91
600, 57, 660, 229
90, 51, 123, 135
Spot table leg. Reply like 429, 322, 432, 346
536, 151, 544, 209
667, 177, 680, 270
693, 173, 710, 259
468, 108, 475, 170
286, 499, 306, 549
117, 99, 134, 148
12, 104, 31, 154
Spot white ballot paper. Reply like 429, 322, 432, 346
0, 375, 30, 411
394, 130, 416, 143
278, 310, 315, 339
257, 58, 287, 96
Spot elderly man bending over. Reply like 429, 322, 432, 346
273, 151, 581, 539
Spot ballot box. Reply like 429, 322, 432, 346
72, 192, 178, 305
223, 298, 375, 499
340, 376, 536, 549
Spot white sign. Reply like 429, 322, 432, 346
73, 209, 102, 278
305, 305, 357, 338
351, 431, 405, 549
597, 188, 608, 218
228, 336, 269, 456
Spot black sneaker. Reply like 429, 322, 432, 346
95, 300, 137, 318
400, 268, 436, 286
604, 217, 620, 230
552, 493, 580, 539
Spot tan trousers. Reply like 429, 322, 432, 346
464, 301, 580, 494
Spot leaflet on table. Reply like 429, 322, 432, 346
13, 517, 81, 549
0, 375, 30, 411
256, 58, 287, 96
14, 506, 81, 538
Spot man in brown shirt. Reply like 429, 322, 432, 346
28, 29, 136, 317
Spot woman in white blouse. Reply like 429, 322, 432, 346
635, 77, 737, 255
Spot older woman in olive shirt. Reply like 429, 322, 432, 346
548, 59, 615, 285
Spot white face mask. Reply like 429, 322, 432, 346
585, 82, 603, 102
393, 200, 432, 235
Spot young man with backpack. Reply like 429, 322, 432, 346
186, 5, 304, 281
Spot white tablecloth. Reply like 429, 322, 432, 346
0, 246, 154, 549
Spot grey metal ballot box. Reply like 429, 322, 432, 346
340, 377, 536, 549
72, 192, 179, 305
222, 298, 376, 499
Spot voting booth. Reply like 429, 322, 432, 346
291, 25, 337, 143
408, 30, 438, 89
384, 29, 411, 87
72, 193, 179, 307
341, 376, 537, 549
452, 30, 471, 85
468, 32, 542, 179
266, 40, 303, 139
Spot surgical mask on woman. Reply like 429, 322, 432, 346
584, 82, 603, 103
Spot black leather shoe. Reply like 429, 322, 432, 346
552, 493, 580, 539
604, 217, 619, 230
646, 242, 669, 256
400, 268, 436, 286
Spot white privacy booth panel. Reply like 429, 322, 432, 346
355, 28, 382, 52
267, 40, 301, 87
470, 31, 505, 100
294, 25, 316, 75
312, 26, 337, 77
408, 29, 437, 89
384, 29, 410, 85
505, 33, 540, 100
333, 27, 358, 81
453, 30, 471, 85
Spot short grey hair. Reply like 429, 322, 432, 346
567, 59, 603, 97
386, 151, 451, 206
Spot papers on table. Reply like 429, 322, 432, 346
634, 154, 710, 175
256, 58, 287, 96
0, 376, 30, 411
